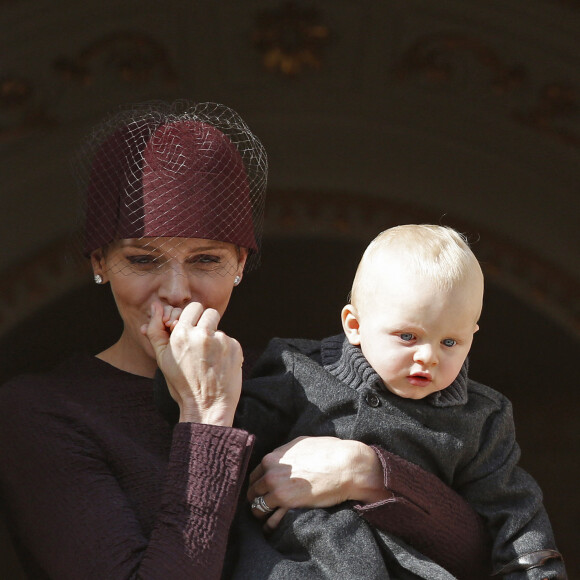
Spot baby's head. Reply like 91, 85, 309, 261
342, 225, 484, 400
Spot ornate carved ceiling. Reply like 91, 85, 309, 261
1, 1, 578, 144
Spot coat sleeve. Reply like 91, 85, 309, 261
0, 382, 253, 580
353, 446, 492, 580
452, 393, 566, 579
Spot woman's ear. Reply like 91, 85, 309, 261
341, 304, 362, 345
235, 247, 249, 283
90, 249, 107, 283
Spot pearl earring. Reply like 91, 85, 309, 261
94, 274, 103, 284
234, 275, 241, 286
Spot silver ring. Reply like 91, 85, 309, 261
251, 495, 275, 514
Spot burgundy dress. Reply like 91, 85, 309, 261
0, 355, 252, 579
0, 354, 490, 579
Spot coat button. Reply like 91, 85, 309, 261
365, 392, 380, 407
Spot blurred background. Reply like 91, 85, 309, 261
1, 1, 578, 577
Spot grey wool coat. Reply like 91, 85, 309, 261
231, 334, 566, 580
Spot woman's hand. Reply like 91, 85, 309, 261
143, 301, 243, 426
247, 436, 391, 530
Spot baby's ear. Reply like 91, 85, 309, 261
341, 304, 361, 345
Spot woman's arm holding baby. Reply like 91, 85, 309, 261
248, 437, 491, 580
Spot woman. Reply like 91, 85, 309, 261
0, 101, 488, 579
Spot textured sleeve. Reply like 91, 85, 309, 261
453, 396, 566, 579
0, 383, 253, 580
353, 446, 492, 580
142, 423, 254, 578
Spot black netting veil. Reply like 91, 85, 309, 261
73, 100, 267, 277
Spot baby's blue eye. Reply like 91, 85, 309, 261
400, 333, 415, 342
442, 338, 457, 347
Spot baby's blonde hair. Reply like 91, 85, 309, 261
351, 224, 483, 308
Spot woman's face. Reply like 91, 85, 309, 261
91, 237, 247, 374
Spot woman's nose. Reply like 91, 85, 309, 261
413, 344, 438, 366
157, 265, 192, 306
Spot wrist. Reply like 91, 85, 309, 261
178, 398, 236, 427
345, 441, 392, 504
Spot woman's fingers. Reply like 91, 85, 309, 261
143, 302, 170, 358
163, 306, 183, 331
249, 493, 287, 530
195, 307, 221, 331
144, 300, 244, 424
263, 507, 287, 531
250, 493, 277, 515
149, 301, 243, 426
147, 302, 220, 335
173, 302, 205, 329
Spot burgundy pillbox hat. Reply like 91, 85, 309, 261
78, 101, 267, 271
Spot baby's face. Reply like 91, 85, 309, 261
343, 267, 482, 400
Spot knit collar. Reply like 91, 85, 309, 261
321, 334, 469, 408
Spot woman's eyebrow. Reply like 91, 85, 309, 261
122, 240, 231, 254
181, 243, 231, 253
123, 242, 162, 252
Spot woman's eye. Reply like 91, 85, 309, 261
187, 254, 223, 269
193, 254, 221, 264
400, 333, 415, 342
128, 255, 158, 265
442, 338, 457, 347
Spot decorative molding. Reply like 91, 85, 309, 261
0, 31, 178, 141
252, 1, 330, 77
53, 31, 178, 86
393, 33, 579, 149
392, 33, 527, 94
1, 191, 578, 340
0, 75, 54, 142
514, 83, 580, 148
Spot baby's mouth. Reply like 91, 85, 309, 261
407, 373, 432, 387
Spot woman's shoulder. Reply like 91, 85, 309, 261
2, 353, 101, 384
0, 354, 109, 411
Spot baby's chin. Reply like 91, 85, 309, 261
385, 382, 445, 400
393, 391, 432, 400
